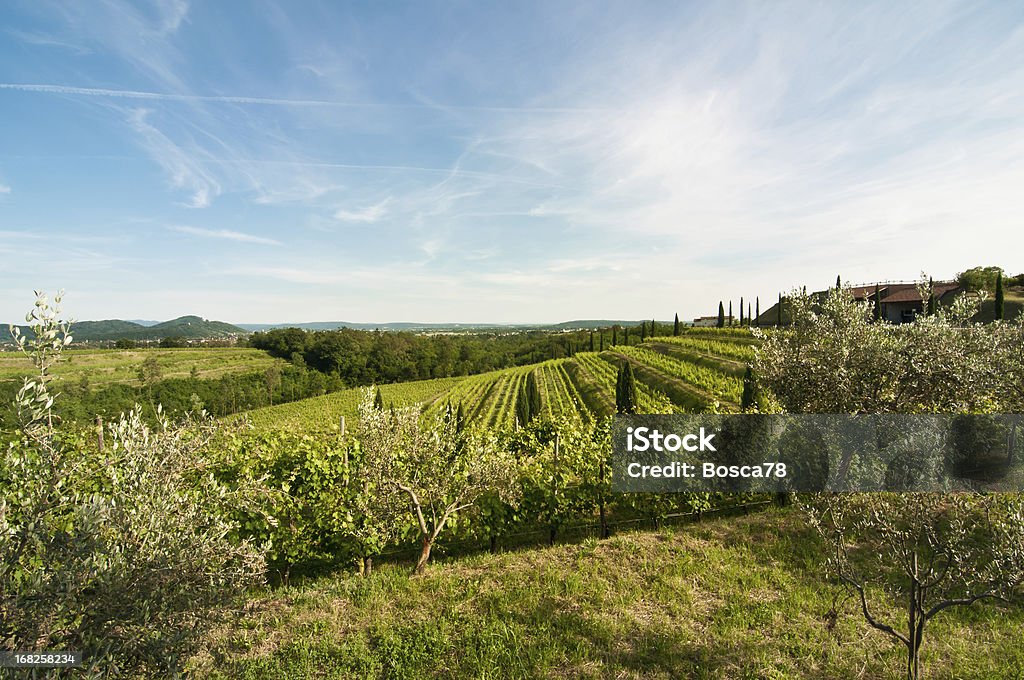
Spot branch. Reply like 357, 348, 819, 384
924, 592, 1000, 621
841, 574, 910, 646
396, 482, 429, 536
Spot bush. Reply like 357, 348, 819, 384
0, 291, 267, 676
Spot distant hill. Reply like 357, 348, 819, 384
238, 319, 651, 333
5, 315, 247, 343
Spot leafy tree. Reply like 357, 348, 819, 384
615, 361, 639, 414
115, 337, 136, 349
717, 302, 725, 328
264, 364, 282, 406
357, 390, 518, 574
996, 271, 1005, 320
957, 265, 1004, 293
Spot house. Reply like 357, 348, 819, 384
693, 315, 733, 327
755, 281, 965, 326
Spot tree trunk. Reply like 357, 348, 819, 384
907, 553, 922, 680
490, 535, 498, 554
363, 555, 373, 577
414, 537, 433, 575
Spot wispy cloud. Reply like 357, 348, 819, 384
333, 198, 390, 222
170, 226, 281, 246
0, 184, 10, 194
127, 108, 220, 207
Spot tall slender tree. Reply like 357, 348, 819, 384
836, 274, 842, 289
740, 297, 744, 325
640, 321, 646, 341
777, 293, 783, 327
748, 302, 752, 326
615, 361, 639, 414
612, 326, 618, 345
996, 271, 1005, 320
874, 283, 882, 322
728, 301, 733, 326
673, 313, 680, 336
927, 277, 936, 316
651, 318, 656, 337
589, 331, 595, 351
755, 297, 760, 327
717, 302, 726, 328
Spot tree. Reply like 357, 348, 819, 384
740, 297, 744, 325
957, 265, 1003, 293
589, 331, 595, 351
615, 361, 639, 414
374, 387, 384, 410
806, 493, 1024, 680
673, 313, 680, 336
358, 390, 518, 574
755, 297, 760, 327
264, 364, 282, 406
526, 370, 542, 420
728, 301, 733, 326
612, 326, 618, 346
995, 271, 1005, 320
115, 338, 136, 349
777, 293, 783, 327
836, 274, 842, 289
640, 321, 646, 341
740, 365, 759, 411
717, 302, 725, 328
874, 283, 882, 322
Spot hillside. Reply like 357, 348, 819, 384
189, 509, 1024, 679
6, 315, 247, 343
238, 328, 754, 432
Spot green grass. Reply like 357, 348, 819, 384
189, 510, 1024, 679
0, 347, 279, 388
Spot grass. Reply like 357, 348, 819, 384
0, 347, 278, 388
189, 509, 1024, 679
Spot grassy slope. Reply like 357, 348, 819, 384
190, 510, 1024, 679
0, 347, 278, 388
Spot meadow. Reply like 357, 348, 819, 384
189, 509, 1024, 679
0, 346, 279, 388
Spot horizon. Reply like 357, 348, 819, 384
2, 2, 1022, 323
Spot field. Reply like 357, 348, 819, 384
188, 508, 1024, 679
238, 329, 760, 431
0, 347, 279, 388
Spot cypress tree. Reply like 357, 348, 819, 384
526, 371, 541, 420
589, 331, 595, 351
836, 274, 841, 289
740, 297, 744, 325
873, 283, 881, 322
927, 277, 936, 316
717, 302, 725, 328
374, 387, 384, 410
740, 365, 759, 411
624, 327, 629, 344
755, 297, 760, 327
612, 326, 618, 346
600, 333, 604, 351
615, 361, 639, 414
640, 321, 646, 341
673, 313, 680, 336
748, 302, 752, 326
651, 318, 656, 336
777, 293, 783, 327
728, 301, 733, 326
996, 271, 1005, 320
515, 383, 530, 427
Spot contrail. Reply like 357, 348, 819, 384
0, 82, 608, 114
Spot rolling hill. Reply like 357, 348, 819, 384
6, 315, 247, 343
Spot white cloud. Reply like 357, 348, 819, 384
333, 198, 390, 222
0, 184, 10, 194
170, 226, 281, 246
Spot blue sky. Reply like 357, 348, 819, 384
1, 1, 1022, 324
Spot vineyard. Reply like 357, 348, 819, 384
240, 328, 758, 431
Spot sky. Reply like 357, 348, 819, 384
1, 1, 1023, 324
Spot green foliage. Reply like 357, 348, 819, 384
1, 291, 266, 676
957, 265, 1004, 293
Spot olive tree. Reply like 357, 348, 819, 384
1, 291, 267, 676
754, 285, 1024, 679
357, 389, 518, 574
806, 493, 1024, 680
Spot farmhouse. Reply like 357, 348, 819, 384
693, 315, 733, 327
756, 280, 965, 326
